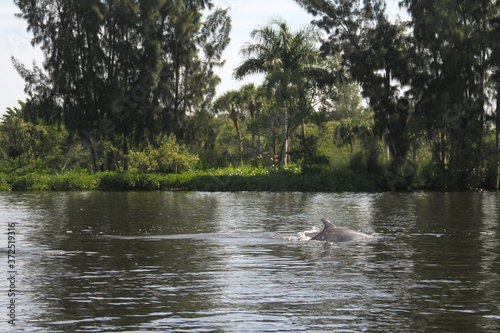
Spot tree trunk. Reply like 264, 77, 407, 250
258, 134, 262, 157
441, 130, 447, 169
89, 140, 98, 173
496, 85, 500, 191
173, 161, 178, 174
123, 135, 129, 172
230, 107, 243, 165
282, 112, 288, 167
272, 128, 277, 172
384, 132, 390, 162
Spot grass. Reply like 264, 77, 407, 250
0, 165, 383, 192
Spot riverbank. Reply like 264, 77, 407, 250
0, 166, 382, 192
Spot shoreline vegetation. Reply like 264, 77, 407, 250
0, 166, 383, 192
0, 163, 493, 192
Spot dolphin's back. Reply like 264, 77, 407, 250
310, 219, 335, 241
310, 219, 368, 242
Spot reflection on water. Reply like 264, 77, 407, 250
0, 191, 499, 332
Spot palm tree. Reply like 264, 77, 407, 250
234, 19, 323, 168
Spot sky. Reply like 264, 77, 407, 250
0, 0, 406, 117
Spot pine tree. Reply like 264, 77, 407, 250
294, 1, 413, 172
13, 0, 230, 172
401, 0, 496, 189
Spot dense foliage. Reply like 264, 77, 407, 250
3, 0, 500, 191
293, 0, 500, 190
12, 0, 230, 172
0, 165, 381, 192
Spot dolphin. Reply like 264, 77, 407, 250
310, 219, 369, 242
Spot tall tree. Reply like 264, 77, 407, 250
158, 4, 230, 141
13, 0, 230, 172
295, 1, 413, 171
234, 18, 323, 167
491, 0, 500, 190
401, 0, 494, 189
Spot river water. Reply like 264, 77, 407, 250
0, 191, 499, 332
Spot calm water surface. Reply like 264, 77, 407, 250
0, 191, 499, 332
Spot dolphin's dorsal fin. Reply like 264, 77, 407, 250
321, 219, 336, 229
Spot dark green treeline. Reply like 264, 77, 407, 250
294, 0, 500, 190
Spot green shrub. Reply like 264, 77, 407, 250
48, 172, 99, 190
0, 173, 11, 191
98, 172, 136, 191
128, 135, 199, 173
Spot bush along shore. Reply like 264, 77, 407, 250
0, 166, 383, 192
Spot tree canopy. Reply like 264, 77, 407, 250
13, 0, 230, 172
294, 0, 500, 190
5, 0, 500, 191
